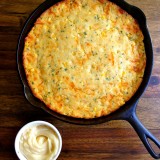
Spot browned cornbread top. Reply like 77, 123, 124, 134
23, 0, 146, 118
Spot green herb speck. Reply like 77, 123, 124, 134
84, 32, 87, 35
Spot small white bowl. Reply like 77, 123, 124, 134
15, 121, 62, 160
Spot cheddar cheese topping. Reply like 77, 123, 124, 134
23, 0, 146, 118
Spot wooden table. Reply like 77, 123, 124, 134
0, 0, 160, 159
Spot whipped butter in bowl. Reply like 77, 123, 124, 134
15, 121, 62, 160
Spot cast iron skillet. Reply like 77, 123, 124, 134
17, 0, 160, 158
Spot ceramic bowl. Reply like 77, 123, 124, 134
15, 121, 62, 160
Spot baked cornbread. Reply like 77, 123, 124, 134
23, 0, 146, 118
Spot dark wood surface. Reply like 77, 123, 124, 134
0, 0, 160, 159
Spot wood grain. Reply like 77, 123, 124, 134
0, 0, 160, 159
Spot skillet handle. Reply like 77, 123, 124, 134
128, 112, 160, 159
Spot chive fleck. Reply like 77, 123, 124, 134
84, 32, 87, 35
94, 15, 100, 20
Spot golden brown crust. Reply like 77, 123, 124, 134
23, 0, 146, 119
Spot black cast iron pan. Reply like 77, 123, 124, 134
17, 0, 160, 158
